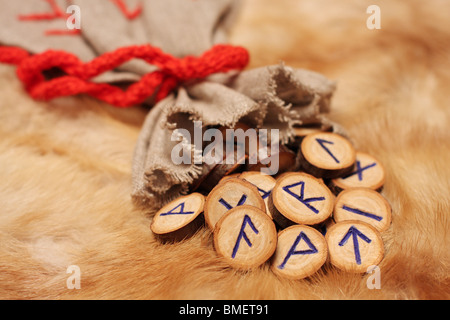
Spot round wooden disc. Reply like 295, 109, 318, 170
270, 172, 334, 227
271, 225, 328, 280
151, 193, 205, 236
334, 188, 392, 232
331, 152, 385, 191
214, 205, 277, 269
240, 171, 277, 218
204, 178, 266, 230
326, 221, 384, 273
300, 132, 356, 178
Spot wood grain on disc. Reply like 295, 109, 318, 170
326, 221, 384, 273
271, 225, 327, 280
269, 172, 334, 227
214, 205, 277, 269
204, 178, 266, 230
331, 152, 385, 192
150, 193, 205, 241
334, 188, 392, 232
299, 132, 356, 179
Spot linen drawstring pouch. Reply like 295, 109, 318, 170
0, 0, 340, 210
132, 66, 337, 209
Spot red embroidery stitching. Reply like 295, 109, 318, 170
18, 0, 80, 36
110, 0, 143, 20
18, 0, 143, 36
18, 0, 65, 20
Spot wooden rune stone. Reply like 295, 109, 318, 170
326, 221, 384, 273
213, 205, 277, 269
150, 193, 205, 242
330, 152, 385, 192
271, 225, 328, 280
269, 172, 334, 227
299, 132, 356, 179
204, 178, 266, 230
333, 188, 392, 232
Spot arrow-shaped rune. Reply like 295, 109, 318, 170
282, 181, 325, 214
338, 226, 372, 265
316, 138, 340, 164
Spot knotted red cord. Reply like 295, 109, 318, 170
0, 44, 249, 107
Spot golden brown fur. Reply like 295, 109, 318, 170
0, 0, 449, 299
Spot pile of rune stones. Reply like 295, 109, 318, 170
150, 123, 391, 279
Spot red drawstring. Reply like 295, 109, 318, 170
0, 44, 249, 108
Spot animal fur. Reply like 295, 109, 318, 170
0, 0, 449, 299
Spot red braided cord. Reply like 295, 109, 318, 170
0, 44, 249, 108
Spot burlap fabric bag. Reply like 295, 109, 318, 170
0, 0, 338, 209
132, 66, 337, 209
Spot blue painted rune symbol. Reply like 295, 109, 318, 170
219, 194, 247, 210
316, 138, 340, 164
282, 181, 325, 214
246, 181, 272, 200
342, 205, 383, 222
342, 161, 377, 181
278, 231, 318, 269
257, 187, 272, 200
160, 202, 194, 216
232, 215, 259, 258
338, 225, 372, 265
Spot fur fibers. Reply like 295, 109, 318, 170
0, 0, 449, 299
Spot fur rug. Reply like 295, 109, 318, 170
0, 0, 449, 299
